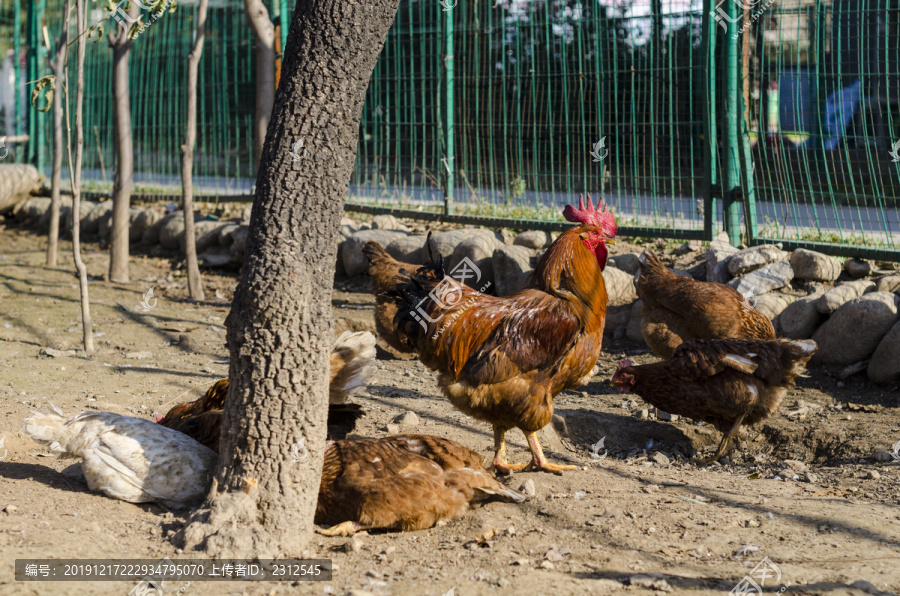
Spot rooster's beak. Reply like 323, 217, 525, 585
605, 238, 616, 245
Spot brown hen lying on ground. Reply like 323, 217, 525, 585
382, 195, 617, 474
636, 248, 775, 359
315, 434, 527, 536
155, 331, 376, 451
362, 242, 418, 354
611, 338, 817, 462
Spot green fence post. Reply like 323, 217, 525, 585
722, 0, 741, 247
13, 0, 23, 139
443, 4, 454, 216
702, 0, 718, 241
277, 0, 288, 55
738, 22, 757, 245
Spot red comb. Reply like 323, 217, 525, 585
563, 193, 618, 237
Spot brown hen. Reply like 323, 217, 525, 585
384, 195, 617, 474
362, 241, 418, 353
155, 331, 375, 451
315, 434, 526, 536
611, 338, 817, 462
636, 248, 775, 359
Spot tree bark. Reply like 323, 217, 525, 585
181, 0, 208, 301
244, 0, 275, 174
107, 8, 136, 283
67, 0, 93, 354
181, 0, 402, 557
46, 0, 70, 267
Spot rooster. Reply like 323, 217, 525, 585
155, 331, 376, 451
316, 434, 526, 536
384, 195, 617, 474
635, 248, 776, 359
362, 242, 418, 354
611, 338, 817, 462
23, 408, 216, 507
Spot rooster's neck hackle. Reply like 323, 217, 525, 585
530, 227, 608, 329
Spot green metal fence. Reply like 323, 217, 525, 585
5, 0, 900, 259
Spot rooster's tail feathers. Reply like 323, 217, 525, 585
362, 241, 393, 268
329, 331, 377, 404
637, 248, 670, 280
22, 411, 74, 456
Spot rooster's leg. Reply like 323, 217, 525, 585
523, 431, 576, 475
492, 427, 527, 474
701, 414, 746, 464
317, 521, 372, 536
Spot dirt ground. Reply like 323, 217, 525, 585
0, 223, 899, 596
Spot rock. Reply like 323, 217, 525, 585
629, 574, 671, 591
344, 533, 365, 553
217, 223, 241, 247
875, 275, 900, 294
158, 214, 188, 250
603, 266, 638, 307
651, 452, 670, 467
751, 293, 795, 321
838, 361, 868, 380
193, 220, 224, 253
430, 229, 500, 262
625, 300, 646, 346
142, 213, 174, 246
803, 472, 818, 483
817, 280, 876, 314
706, 233, 739, 283
241, 204, 252, 223
727, 245, 788, 277
63, 199, 96, 235
385, 235, 426, 264
124, 351, 154, 360
775, 290, 825, 339
16, 197, 52, 224
865, 470, 881, 480
0, 164, 43, 213
790, 248, 841, 282
40, 347, 77, 358
129, 208, 161, 242
81, 201, 111, 235
384, 423, 400, 434
229, 227, 249, 262
874, 450, 893, 462
812, 292, 900, 365
493, 245, 534, 296
868, 320, 900, 385
178, 334, 202, 354
370, 214, 409, 231
394, 411, 419, 427
727, 260, 793, 298
513, 230, 552, 249
844, 259, 871, 279
96, 207, 114, 241
198, 246, 234, 268
609, 253, 641, 275
605, 304, 632, 338
3, 505, 18, 514
342, 229, 409, 277
449, 234, 503, 290
674, 240, 702, 255
519, 479, 536, 498
782, 459, 807, 472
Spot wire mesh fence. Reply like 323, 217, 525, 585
4, 0, 900, 258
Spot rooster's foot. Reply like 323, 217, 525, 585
316, 521, 371, 536
524, 460, 577, 475
492, 459, 528, 475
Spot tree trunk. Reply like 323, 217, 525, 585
67, 0, 93, 354
107, 11, 136, 283
46, 0, 70, 268
244, 0, 275, 174
181, 0, 208, 301
181, 0, 402, 557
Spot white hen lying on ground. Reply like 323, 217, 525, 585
23, 408, 217, 507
